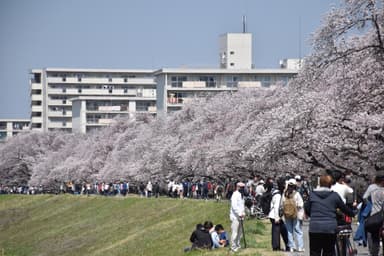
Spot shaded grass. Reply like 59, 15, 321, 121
0, 195, 283, 256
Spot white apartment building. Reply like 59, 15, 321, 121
30, 68, 156, 132
155, 67, 297, 113
0, 119, 30, 142
27, 32, 300, 133
71, 95, 156, 133
155, 32, 298, 113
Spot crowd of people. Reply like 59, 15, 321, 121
2, 170, 384, 255
184, 170, 384, 256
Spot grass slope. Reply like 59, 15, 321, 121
0, 195, 283, 256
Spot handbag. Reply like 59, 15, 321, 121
365, 208, 384, 233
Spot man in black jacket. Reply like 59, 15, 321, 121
189, 223, 212, 250
305, 174, 354, 256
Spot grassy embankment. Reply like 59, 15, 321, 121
0, 195, 283, 256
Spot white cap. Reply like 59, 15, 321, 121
288, 178, 296, 185
236, 182, 245, 187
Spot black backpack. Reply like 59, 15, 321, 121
260, 190, 273, 215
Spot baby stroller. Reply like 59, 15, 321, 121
245, 195, 266, 219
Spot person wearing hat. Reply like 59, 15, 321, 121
229, 182, 246, 252
255, 179, 266, 197
282, 178, 304, 252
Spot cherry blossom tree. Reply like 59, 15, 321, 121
1, 0, 383, 187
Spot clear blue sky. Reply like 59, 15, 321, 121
0, 0, 339, 119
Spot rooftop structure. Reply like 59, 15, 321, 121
219, 33, 253, 69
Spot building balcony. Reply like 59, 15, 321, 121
167, 84, 237, 91
11, 128, 30, 133
31, 117, 43, 123
86, 119, 115, 125
31, 105, 43, 112
147, 106, 157, 112
31, 83, 42, 90
238, 81, 262, 88
48, 122, 72, 129
48, 99, 71, 106
31, 94, 43, 101
86, 105, 130, 114
11, 124, 30, 131
182, 81, 206, 88
48, 111, 72, 117
48, 88, 150, 97
167, 97, 194, 105
47, 77, 155, 85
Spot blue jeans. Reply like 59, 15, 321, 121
285, 218, 304, 250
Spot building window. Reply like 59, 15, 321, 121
63, 99, 67, 104
32, 123, 42, 128
199, 76, 216, 88
0, 122, 6, 130
62, 122, 67, 127
32, 89, 42, 94
124, 87, 128, 93
171, 76, 187, 88
63, 110, 66, 115
108, 77, 112, 82
62, 88, 66, 93
230, 51, 235, 55
0, 132, 7, 140
78, 88, 82, 93
124, 77, 128, 83
78, 77, 82, 82
62, 77, 66, 82
226, 76, 238, 88
33, 73, 41, 83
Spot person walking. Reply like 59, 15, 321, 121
146, 181, 152, 198
305, 174, 354, 256
331, 171, 354, 204
366, 171, 384, 256
282, 178, 304, 252
268, 177, 289, 251
230, 182, 246, 252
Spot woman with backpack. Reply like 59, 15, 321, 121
282, 178, 304, 252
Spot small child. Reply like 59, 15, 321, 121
218, 225, 229, 247
211, 224, 229, 248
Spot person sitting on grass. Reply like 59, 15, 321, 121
211, 224, 229, 248
185, 223, 212, 251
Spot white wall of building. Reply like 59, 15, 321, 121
219, 33, 252, 69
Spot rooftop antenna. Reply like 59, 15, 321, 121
298, 16, 302, 67
242, 15, 247, 33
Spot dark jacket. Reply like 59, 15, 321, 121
305, 188, 354, 234
190, 228, 212, 249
